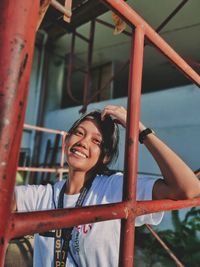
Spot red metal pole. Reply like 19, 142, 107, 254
9, 202, 129, 240
66, 31, 80, 104
80, 20, 96, 113
24, 123, 66, 135
0, 0, 39, 265
120, 26, 145, 267
17, 166, 68, 173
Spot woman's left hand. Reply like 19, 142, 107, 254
101, 105, 127, 127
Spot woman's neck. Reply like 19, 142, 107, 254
66, 170, 93, 195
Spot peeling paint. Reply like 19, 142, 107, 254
124, 207, 129, 218
4, 143, 9, 150
128, 137, 134, 146
0, 162, 6, 167
94, 216, 102, 222
18, 53, 28, 82
11, 223, 15, 230
0, 238, 4, 246
3, 118, 10, 126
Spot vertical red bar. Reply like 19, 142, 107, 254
120, 26, 145, 267
0, 0, 39, 265
82, 20, 95, 113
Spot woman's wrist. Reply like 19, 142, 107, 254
139, 122, 146, 133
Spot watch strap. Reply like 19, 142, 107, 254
139, 128, 154, 144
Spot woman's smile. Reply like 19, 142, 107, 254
70, 146, 88, 159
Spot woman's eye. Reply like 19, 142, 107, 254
93, 138, 101, 145
74, 130, 83, 136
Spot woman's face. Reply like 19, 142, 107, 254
65, 119, 103, 173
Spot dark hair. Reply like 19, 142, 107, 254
67, 110, 119, 175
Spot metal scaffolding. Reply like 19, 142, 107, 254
0, 0, 200, 266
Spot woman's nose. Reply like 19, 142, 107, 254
77, 136, 89, 149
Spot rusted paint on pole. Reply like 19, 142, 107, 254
101, 0, 200, 86
0, 0, 39, 265
120, 26, 145, 267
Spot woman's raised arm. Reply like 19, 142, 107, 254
101, 105, 200, 200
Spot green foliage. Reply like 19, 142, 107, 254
135, 207, 200, 267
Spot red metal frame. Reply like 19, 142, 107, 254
18, 124, 68, 180
119, 26, 145, 266
0, 1, 200, 266
0, 0, 39, 263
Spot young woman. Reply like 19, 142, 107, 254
15, 105, 200, 267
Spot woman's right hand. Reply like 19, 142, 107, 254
101, 105, 147, 132
101, 105, 127, 127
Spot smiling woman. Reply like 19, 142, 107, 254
65, 110, 119, 179
14, 105, 200, 267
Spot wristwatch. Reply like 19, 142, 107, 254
139, 128, 155, 144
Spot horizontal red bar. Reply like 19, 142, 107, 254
9, 202, 128, 239
9, 197, 200, 240
24, 123, 66, 135
17, 166, 69, 173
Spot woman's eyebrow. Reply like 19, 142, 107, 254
77, 125, 102, 138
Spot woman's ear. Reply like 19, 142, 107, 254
103, 154, 110, 165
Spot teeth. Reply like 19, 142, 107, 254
72, 149, 87, 158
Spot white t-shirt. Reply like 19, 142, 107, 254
15, 173, 163, 267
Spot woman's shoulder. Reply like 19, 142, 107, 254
94, 172, 123, 189
96, 171, 123, 180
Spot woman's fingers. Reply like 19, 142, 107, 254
101, 105, 127, 127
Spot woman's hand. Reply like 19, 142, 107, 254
101, 105, 147, 132
101, 105, 127, 127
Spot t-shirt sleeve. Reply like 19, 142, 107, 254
108, 174, 164, 226
135, 176, 164, 226
15, 184, 52, 212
